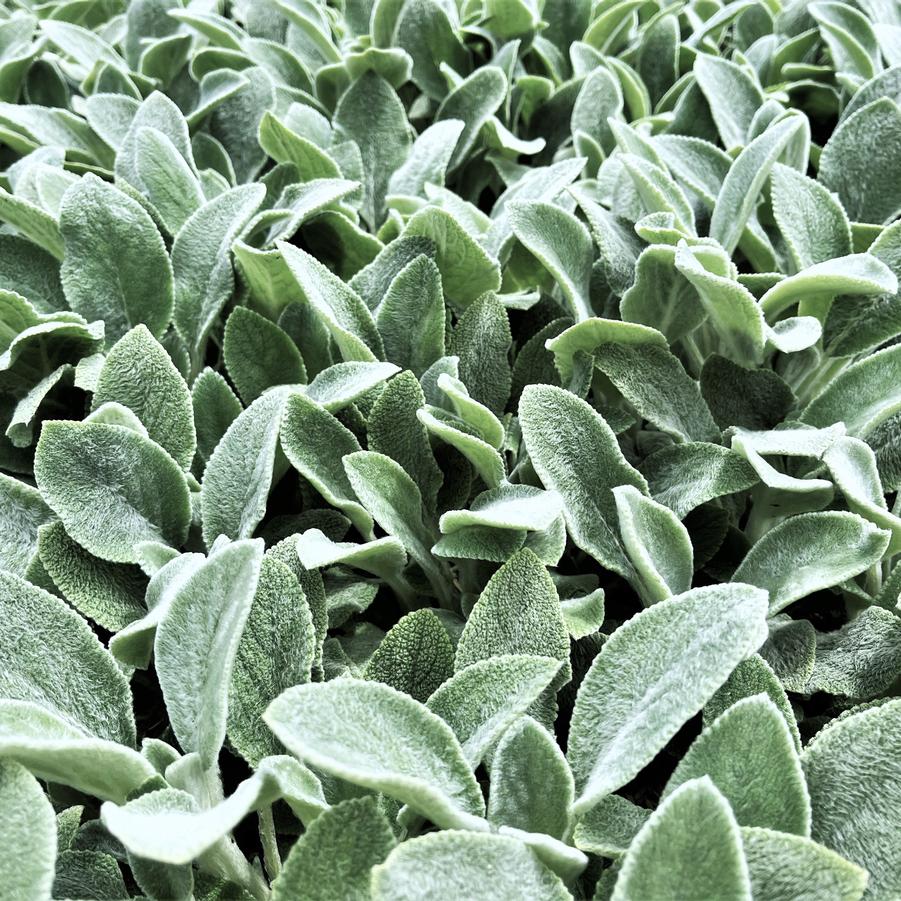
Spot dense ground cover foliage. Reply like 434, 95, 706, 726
2, 0, 901, 898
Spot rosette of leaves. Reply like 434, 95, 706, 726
1, 0, 901, 898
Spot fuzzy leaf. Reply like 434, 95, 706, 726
35, 421, 191, 564
265, 680, 486, 830
93, 325, 195, 470
732, 511, 890, 615
519, 384, 647, 580
611, 778, 751, 901
803, 698, 901, 898
568, 584, 768, 813
155, 539, 264, 768
663, 694, 810, 834
371, 831, 571, 901
60, 175, 173, 343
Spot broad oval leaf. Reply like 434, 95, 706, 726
92, 325, 196, 470
519, 384, 647, 581
568, 583, 768, 813
60, 174, 173, 343
0, 760, 56, 900
732, 511, 890, 615
802, 698, 901, 898
611, 777, 751, 901
0, 568, 136, 745
663, 694, 810, 835
371, 831, 571, 901
264, 680, 486, 831
34, 420, 191, 564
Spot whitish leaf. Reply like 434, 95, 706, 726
135, 127, 204, 236
37, 521, 146, 632
102, 755, 324, 865
640, 443, 758, 519
403, 207, 502, 312
264, 680, 486, 830
664, 695, 810, 834
272, 797, 396, 901
619, 244, 706, 345
192, 367, 242, 466
456, 548, 570, 687
741, 827, 868, 901
710, 114, 807, 255
258, 112, 341, 182
448, 292, 512, 415
819, 97, 901, 224
35, 421, 191, 564
228, 555, 315, 766
545, 317, 666, 385
93, 325, 196, 470
620, 155, 696, 235
365, 609, 454, 703
560, 588, 606, 639
439, 484, 562, 534
200, 387, 291, 546
0, 471, 54, 577
388, 119, 464, 198
60, 175, 173, 344
296, 529, 406, 581
594, 340, 720, 443
0, 700, 155, 803
304, 361, 399, 411
344, 450, 450, 603
614, 485, 693, 604
436, 373, 505, 448
371, 831, 571, 901
280, 391, 373, 538
810, 1, 880, 79
172, 184, 265, 359
573, 795, 650, 858
770, 163, 852, 271
376, 256, 446, 377
803, 698, 901, 898
519, 384, 647, 580
732, 511, 890, 615
824, 436, 901, 553
760, 617, 817, 693
427, 655, 562, 766
488, 716, 573, 841
223, 306, 306, 404
367, 370, 443, 512
611, 778, 751, 901
278, 241, 383, 362
155, 539, 264, 768
52, 849, 127, 900
0, 760, 56, 900
333, 71, 411, 228
825, 219, 901, 357
508, 200, 593, 321
437, 65, 507, 172
694, 54, 764, 150
0, 570, 135, 743
759, 253, 896, 320
417, 405, 505, 489
674, 243, 766, 365
568, 584, 768, 813
802, 343, 901, 437
705, 655, 801, 752
0, 187, 64, 259
806, 606, 901, 699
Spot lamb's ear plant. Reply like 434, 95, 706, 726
3, 1, 901, 899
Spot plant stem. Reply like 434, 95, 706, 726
259, 806, 282, 882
